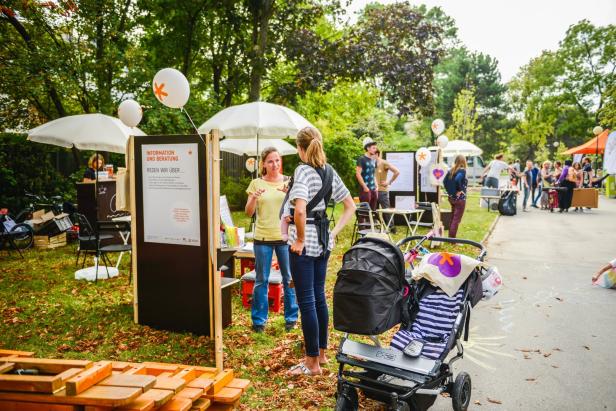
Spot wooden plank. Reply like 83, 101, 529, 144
137, 388, 173, 407
207, 370, 233, 395
0, 385, 141, 407
57, 368, 86, 383
0, 400, 78, 411
176, 387, 203, 402
98, 374, 156, 391
157, 397, 192, 411
205, 387, 241, 404
0, 374, 63, 393
141, 363, 217, 376
84, 407, 112, 411
0, 357, 92, 374
0, 349, 35, 357
112, 361, 134, 372
205, 402, 235, 411
190, 398, 211, 411
157, 372, 174, 379
66, 361, 112, 395
0, 362, 14, 374
186, 378, 213, 391
225, 378, 250, 391
124, 365, 147, 375
114, 398, 155, 411
152, 377, 185, 393
174, 368, 197, 383
142, 365, 179, 376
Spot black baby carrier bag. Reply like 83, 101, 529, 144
333, 237, 409, 335
498, 190, 517, 216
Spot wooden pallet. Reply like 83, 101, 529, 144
0, 352, 250, 410
34, 232, 67, 249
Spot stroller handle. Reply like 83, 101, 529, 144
396, 235, 487, 260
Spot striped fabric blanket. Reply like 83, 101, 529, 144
391, 288, 464, 360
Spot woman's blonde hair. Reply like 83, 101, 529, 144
296, 127, 326, 168
542, 160, 552, 168
259, 147, 280, 176
88, 153, 104, 169
449, 154, 467, 177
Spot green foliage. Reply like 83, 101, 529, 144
0, 133, 76, 211
220, 174, 252, 211
599, 83, 616, 128
448, 87, 481, 142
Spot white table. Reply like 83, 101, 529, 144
375, 208, 425, 243
111, 215, 131, 268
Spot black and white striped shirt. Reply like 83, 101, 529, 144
286, 164, 350, 257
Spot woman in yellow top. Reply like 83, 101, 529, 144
245, 147, 298, 333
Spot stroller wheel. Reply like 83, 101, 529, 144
393, 401, 410, 411
335, 383, 358, 411
452, 372, 472, 411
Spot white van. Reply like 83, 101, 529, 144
442, 155, 485, 185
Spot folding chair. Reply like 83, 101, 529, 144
95, 220, 132, 283
351, 202, 385, 244
74, 213, 112, 268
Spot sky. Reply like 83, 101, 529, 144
346, 0, 616, 82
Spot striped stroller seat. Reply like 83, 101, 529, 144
391, 288, 464, 360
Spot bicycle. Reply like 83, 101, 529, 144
0, 212, 34, 251
11, 193, 64, 223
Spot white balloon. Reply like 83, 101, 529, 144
436, 134, 449, 148
431, 119, 445, 136
245, 157, 256, 173
415, 147, 432, 167
118, 99, 142, 128
593, 126, 604, 136
152, 68, 190, 108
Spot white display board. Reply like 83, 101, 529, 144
395, 195, 416, 210
220, 195, 234, 227
386, 152, 415, 192
605, 131, 616, 174
420, 150, 438, 193
141, 143, 201, 246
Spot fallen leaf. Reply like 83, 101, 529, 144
551, 365, 559, 368
555, 297, 563, 302
523, 354, 530, 359
583, 345, 590, 350
487, 398, 502, 405
474, 400, 482, 405
543, 352, 551, 358
525, 378, 536, 382
553, 347, 563, 352
522, 276, 527, 280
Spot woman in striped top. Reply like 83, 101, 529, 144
286, 127, 356, 376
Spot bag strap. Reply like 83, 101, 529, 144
307, 165, 333, 214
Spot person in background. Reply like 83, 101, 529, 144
572, 162, 584, 212
513, 159, 521, 189
557, 160, 576, 213
83, 154, 104, 182
531, 161, 541, 207
482, 153, 513, 189
582, 157, 594, 188
374, 148, 400, 230
592, 258, 616, 283
552, 161, 563, 182
539, 160, 553, 209
522, 160, 537, 212
443, 155, 468, 238
245, 147, 298, 333
356, 137, 378, 210
286, 127, 356, 376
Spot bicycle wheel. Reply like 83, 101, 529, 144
10, 223, 34, 250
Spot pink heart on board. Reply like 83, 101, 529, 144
432, 168, 445, 180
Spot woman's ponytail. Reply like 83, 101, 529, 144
296, 127, 326, 168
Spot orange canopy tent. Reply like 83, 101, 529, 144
564, 129, 610, 155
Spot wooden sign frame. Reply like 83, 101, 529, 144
129, 132, 222, 370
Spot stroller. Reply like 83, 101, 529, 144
333, 235, 493, 411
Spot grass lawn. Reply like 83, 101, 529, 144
0, 192, 496, 410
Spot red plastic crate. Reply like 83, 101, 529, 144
241, 279, 283, 313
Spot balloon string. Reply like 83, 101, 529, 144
181, 107, 206, 146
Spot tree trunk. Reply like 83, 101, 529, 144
248, 0, 274, 102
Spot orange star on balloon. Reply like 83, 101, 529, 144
418, 152, 427, 161
154, 82, 168, 102
438, 252, 454, 266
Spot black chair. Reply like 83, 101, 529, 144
95, 220, 132, 283
351, 202, 385, 244
74, 213, 112, 268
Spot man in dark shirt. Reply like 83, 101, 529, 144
531, 162, 541, 207
356, 137, 378, 210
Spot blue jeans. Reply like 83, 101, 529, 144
290, 250, 330, 357
252, 244, 298, 327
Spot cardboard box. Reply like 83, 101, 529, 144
572, 188, 599, 208
34, 232, 67, 249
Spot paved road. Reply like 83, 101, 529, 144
432, 196, 616, 411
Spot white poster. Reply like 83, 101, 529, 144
220, 195, 234, 227
605, 131, 616, 174
142, 143, 201, 246
420, 150, 438, 193
573, 154, 583, 164
386, 152, 415, 192
395, 195, 415, 211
